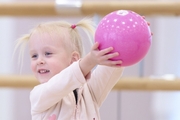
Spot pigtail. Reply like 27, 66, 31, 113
76, 18, 96, 46
69, 18, 96, 57
13, 34, 30, 72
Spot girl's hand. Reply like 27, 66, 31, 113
88, 42, 122, 67
79, 42, 122, 77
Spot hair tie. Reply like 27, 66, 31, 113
71, 24, 76, 29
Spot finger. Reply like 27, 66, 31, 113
147, 22, 150, 26
111, 60, 123, 65
102, 60, 123, 66
99, 47, 113, 56
92, 42, 99, 50
102, 52, 119, 60
111, 64, 122, 67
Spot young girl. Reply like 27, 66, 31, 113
15, 18, 123, 120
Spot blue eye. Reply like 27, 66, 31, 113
32, 54, 38, 58
45, 52, 52, 56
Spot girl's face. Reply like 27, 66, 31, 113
29, 32, 74, 83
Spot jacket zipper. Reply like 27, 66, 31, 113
74, 89, 79, 120
74, 105, 78, 120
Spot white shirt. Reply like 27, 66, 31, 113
30, 61, 123, 120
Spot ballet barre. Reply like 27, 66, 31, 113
0, 1, 180, 16
0, 75, 180, 91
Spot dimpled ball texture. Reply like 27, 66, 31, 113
95, 10, 152, 66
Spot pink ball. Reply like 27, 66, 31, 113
95, 10, 152, 66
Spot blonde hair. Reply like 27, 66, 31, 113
14, 18, 96, 70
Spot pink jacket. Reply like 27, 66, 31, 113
30, 61, 123, 120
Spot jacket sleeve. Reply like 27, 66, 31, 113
30, 61, 86, 114
87, 66, 124, 106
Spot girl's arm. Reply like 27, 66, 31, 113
88, 65, 123, 106
79, 42, 124, 106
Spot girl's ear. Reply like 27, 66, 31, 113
71, 51, 80, 63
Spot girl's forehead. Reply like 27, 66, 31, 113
29, 31, 73, 52
29, 26, 70, 42
30, 31, 64, 45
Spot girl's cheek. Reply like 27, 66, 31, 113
30, 62, 36, 72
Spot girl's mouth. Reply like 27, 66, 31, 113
38, 69, 50, 74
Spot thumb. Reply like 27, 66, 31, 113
92, 42, 99, 50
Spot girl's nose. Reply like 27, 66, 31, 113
37, 58, 45, 65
